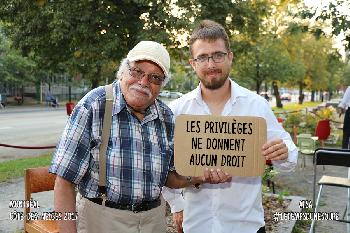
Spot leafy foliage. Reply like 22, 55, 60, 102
0, 0, 347, 97
0, 26, 35, 87
0, 0, 180, 87
313, 0, 350, 51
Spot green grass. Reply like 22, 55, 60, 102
273, 101, 321, 112
292, 208, 313, 233
0, 154, 52, 182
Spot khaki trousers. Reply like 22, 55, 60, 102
76, 194, 166, 233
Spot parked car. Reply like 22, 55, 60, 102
159, 90, 171, 98
170, 92, 183, 99
325, 99, 340, 108
0, 94, 7, 106
280, 93, 292, 101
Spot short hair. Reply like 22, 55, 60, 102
115, 58, 171, 87
189, 19, 230, 57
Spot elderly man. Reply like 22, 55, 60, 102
50, 41, 230, 233
162, 20, 298, 233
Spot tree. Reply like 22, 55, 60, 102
0, 26, 35, 97
0, 0, 180, 88
343, 64, 350, 86
324, 51, 344, 99
233, 36, 302, 108
281, 22, 338, 104
313, 0, 350, 51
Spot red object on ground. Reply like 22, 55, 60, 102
315, 119, 331, 140
14, 96, 23, 104
266, 159, 272, 165
277, 117, 284, 123
66, 102, 75, 116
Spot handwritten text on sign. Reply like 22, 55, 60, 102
174, 115, 267, 177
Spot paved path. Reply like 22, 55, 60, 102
0, 178, 54, 233
0, 106, 67, 162
275, 153, 349, 233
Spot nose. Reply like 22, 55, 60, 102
138, 74, 150, 87
206, 57, 217, 68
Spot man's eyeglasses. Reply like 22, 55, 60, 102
127, 62, 165, 85
193, 52, 228, 64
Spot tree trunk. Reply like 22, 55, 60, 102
311, 90, 315, 102
256, 80, 262, 94
292, 125, 298, 144
91, 66, 101, 89
272, 81, 283, 108
264, 81, 269, 101
91, 77, 99, 89
68, 75, 72, 102
298, 81, 304, 104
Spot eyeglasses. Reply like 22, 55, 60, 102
193, 52, 228, 64
127, 62, 165, 85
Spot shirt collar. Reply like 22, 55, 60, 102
192, 78, 248, 106
112, 80, 162, 121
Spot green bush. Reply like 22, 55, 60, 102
283, 112, 318, 135
299, 113, 317, 134
283, 112, 303, 133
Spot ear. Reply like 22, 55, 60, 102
189, 59, 196, 70
228, 51, 234, 63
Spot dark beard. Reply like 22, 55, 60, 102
200, 76, 228, 90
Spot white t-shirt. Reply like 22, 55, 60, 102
162, 79, 298, 233
339, 87, 350, 110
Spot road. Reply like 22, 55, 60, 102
0, 106, 68, 162
0, 98, 172, 162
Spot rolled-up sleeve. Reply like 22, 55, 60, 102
264, 102, 298, 172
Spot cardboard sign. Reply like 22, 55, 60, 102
174, 115, 267, 177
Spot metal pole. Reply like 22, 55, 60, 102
40, 80, 43, 104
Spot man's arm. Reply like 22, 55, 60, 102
162, 187, 184, 233
54, 176, 77, 233
165, 169, 231, 189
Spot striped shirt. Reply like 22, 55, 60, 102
49, 80, 174, 204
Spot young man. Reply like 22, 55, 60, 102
50, 41, 231, 233
162, 20, 298, 233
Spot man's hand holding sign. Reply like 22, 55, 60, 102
174, 115, 269, 177
262, 139, 288, 162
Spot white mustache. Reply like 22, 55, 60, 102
129, 84, 151, 97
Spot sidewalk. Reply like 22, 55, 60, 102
275, 153, 348, 232
0, 105, 65, 114
0, 178, 54, 233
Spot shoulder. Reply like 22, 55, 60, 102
168, 89, 197, 113
77, 86, 106, 111
234, 82, 268, 105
